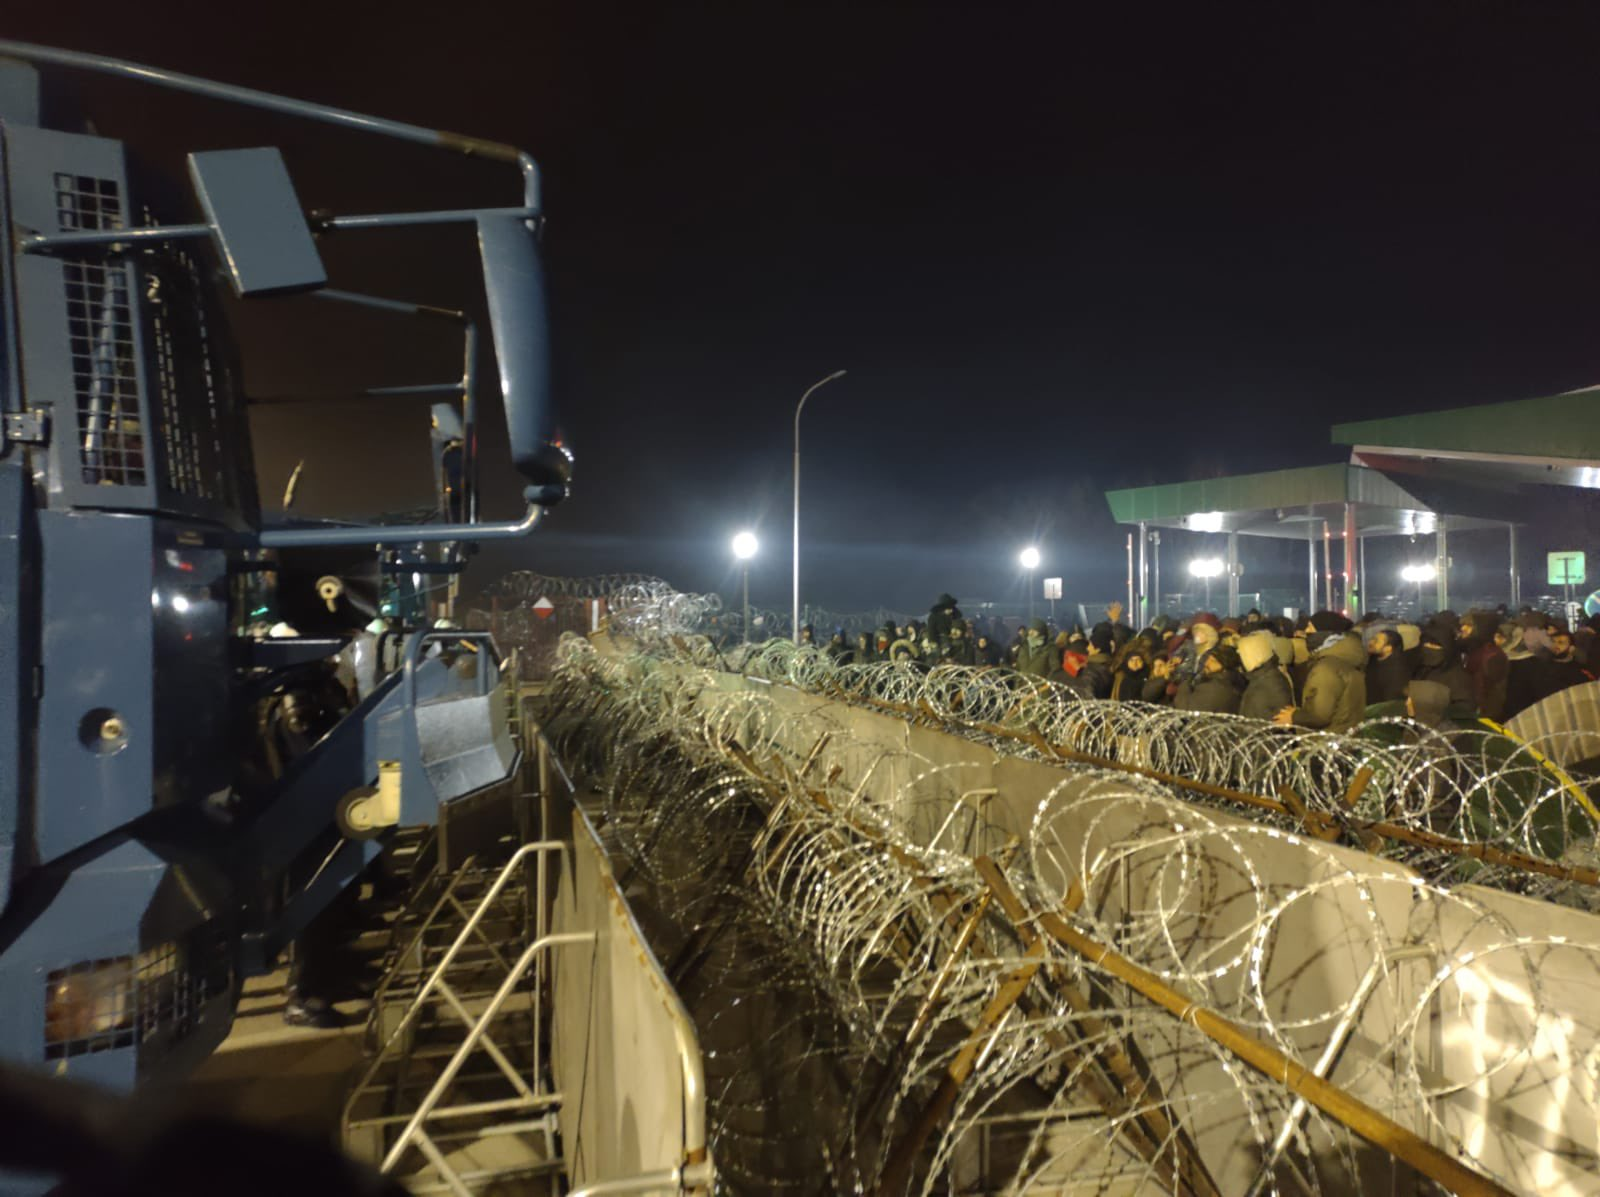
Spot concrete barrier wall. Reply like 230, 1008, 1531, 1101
692, 667, 1600, 1192
550, 807, 708, 1190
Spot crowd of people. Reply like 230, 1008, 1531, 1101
795, 593, 1598, 733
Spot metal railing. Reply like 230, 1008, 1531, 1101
342, 701, 714, 1195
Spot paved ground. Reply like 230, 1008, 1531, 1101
184, 969, 369, 1142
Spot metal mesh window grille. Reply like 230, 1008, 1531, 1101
44, 939, 231, 1060
149, 246, 224, 503
54, 172, 146, 487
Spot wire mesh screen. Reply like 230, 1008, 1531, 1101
149, 250, 225, 503
55, 172, 146, 487
43, 936, 232, 1062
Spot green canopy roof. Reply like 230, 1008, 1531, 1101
1332, 386, 1600, 486
1104, 463, 1521, 537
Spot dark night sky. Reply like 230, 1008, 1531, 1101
13, 4, 1600, 613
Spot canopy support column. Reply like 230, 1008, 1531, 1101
1151, 531, 1162, 623
1322, 522, 1333, 611
1307, 530, 1317, 616
1508, 522, 1520, 608
1434, 519, 1449, 612
1138, 521, 1149, 626
1359, 534, 1368, 619
1342, 502, 1358, 616
1226, 531, 1239, 617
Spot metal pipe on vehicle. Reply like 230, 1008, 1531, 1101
258, 501, 544, 547
0, 39, 542, 205
568, 1161, 714, 1197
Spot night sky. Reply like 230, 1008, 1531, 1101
12, 5, 1600, 615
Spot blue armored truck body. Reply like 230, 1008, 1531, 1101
0, 43, 567, 1091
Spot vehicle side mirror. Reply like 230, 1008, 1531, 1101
478, 214, 571, 496
187, 147, 326, 296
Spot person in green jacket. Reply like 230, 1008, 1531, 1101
1273, 631, 1368, 733
1238, 630, 1294, 721
1014, 618, 1056, 677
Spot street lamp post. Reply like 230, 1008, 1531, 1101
1189, 556, 1223, 612
1020, 546, 1041, 622
733, 531, 758, 644
792, 369, 848, 644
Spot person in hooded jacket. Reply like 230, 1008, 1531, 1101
1110, 634, 1157, 701
926, 593, 962, 648
824, 628, 850, 662
1365, 629, 1413, 705
1238, 630, 1294, 721
1176, 643, 1246, 714
1158, 613, 1216, 692
1014, 618, 1056, 677
973, 630, 1002, 667
1394, 623, 1424, 674
1274, 631, 1368, 733
1460, 612, 1508, 721
1499, 623, 1548, 720
852, 630, 874, 664
1415, 627, 1474, 713
1070, 623, 1116, 698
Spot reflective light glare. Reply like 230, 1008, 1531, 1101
1401, 563, 1437, 583
1189, 511, 1225, 533
731, 530, 759, 560
1188, 557, 1224, 579
170, 594, 191, 614
1019, 546, 1041, 570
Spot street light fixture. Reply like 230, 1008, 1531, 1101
733, 530, 758, 644
1020, 546, 1041, 621
1189, 556, 1224, 611
792, 369, 848, 643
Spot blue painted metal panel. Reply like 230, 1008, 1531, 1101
0, 461, 37, 903
477, 214, 569, 490
0, 838, 163, 1087
150, 528, 230, 808
0, 125, 22, 428
186, 148, 325, 297
34, 511, 153, 862
0, 58, 40, 126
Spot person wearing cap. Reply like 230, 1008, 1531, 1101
1273, 630, 1368, 732
1067, 622, 1117, 699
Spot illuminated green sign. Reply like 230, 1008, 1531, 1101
1548, 551, 1586, 586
